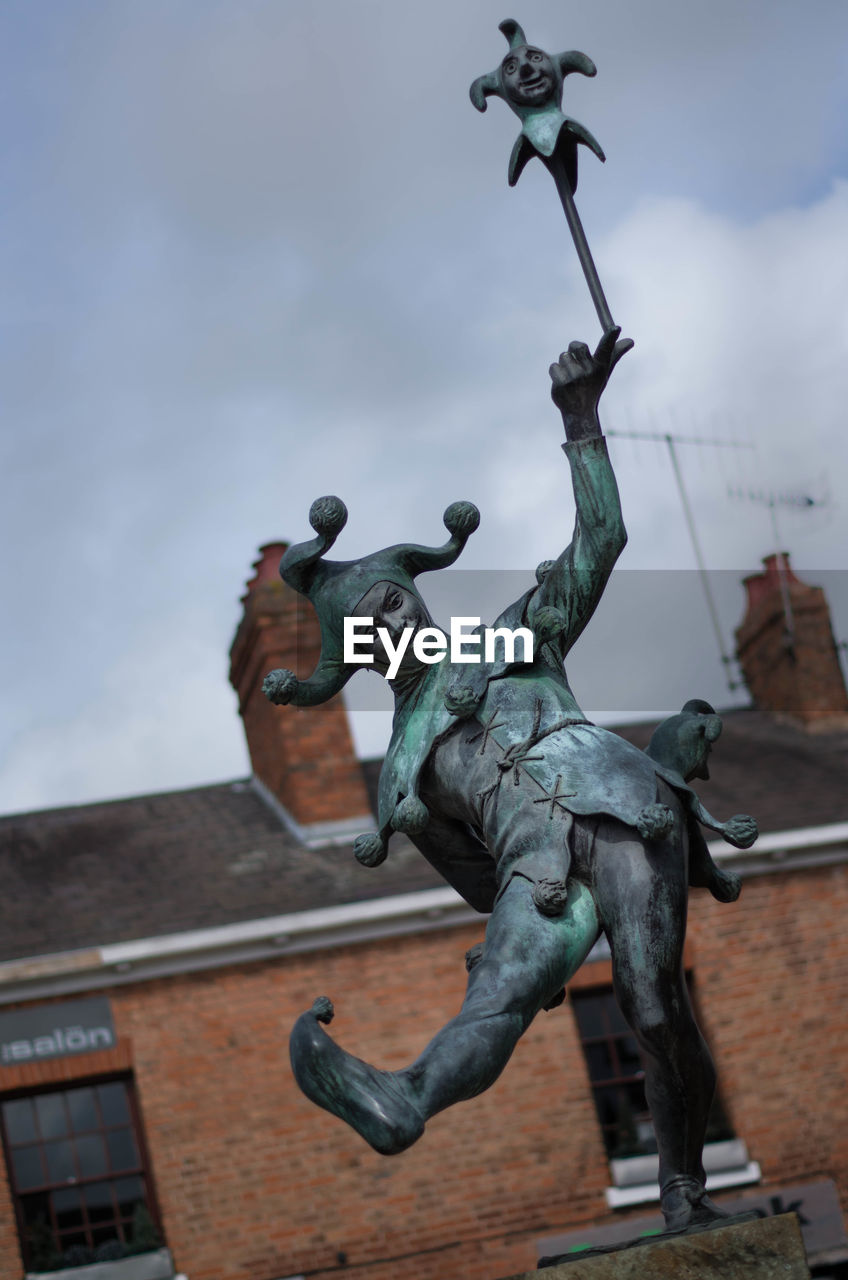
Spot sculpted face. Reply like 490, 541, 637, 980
352, 581, 435, 678
501, 46, 557, 108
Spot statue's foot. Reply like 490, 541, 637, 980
660, 1175, 729, 1233
290, 998, 425, 1156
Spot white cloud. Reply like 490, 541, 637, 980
484, 181, 848, 575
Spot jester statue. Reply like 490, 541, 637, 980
262, 19, 759, 1235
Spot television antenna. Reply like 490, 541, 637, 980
606, 426, 753, 693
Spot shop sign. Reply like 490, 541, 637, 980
0, 997, 115, 1065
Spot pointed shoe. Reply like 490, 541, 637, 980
290, 998, 425, 1156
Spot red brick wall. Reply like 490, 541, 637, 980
0, 1134, 22, 1277
1, 862, 846, 1280
117, 927, 606, 1280
687, 863, 848, 1189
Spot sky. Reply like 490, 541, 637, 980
2, 0, 848, 815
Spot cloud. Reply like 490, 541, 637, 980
483, 180, 848, 575
348, 180, 848, 758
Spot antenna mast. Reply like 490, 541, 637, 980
606, 427, 752, 693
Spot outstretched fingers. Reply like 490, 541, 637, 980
551, 329, 634, 386
595, 326, 634, 373
610, 336, 635, 370
594, 326, 621, 366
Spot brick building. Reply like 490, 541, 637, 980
0, 548, 846, 1280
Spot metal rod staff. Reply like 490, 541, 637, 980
471, 19, 616, 333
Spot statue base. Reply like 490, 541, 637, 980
502, 1213, 810, 1279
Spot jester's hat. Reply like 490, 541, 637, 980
262, 494, 480, 708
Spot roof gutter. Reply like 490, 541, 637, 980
0, 888, 479, 1005
1, 820, 846, 1006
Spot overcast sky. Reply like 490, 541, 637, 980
2, 0, 847, 814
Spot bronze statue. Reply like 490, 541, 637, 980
263, 21, 759, 1235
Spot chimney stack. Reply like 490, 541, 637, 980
735, 552, 848, 732
229, 544, 373, 836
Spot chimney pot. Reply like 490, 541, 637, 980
242, 542, 289, 601
230, 545, 373, 829
735, 552, 848, 732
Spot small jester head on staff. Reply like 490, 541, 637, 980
470, 18, 605, 191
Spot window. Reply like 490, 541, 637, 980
1, 1077, 162, 1273
570, 985, 734, 1162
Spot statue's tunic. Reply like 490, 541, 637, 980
376, 433, 690, 913
424, 687, 665, 898
421, 714, 687, 914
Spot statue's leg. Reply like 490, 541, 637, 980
290, 874, 599, 1154
399, 873, 600, 1117
588, 790, 723, 1230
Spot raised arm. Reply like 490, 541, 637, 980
526, 327, 632, 656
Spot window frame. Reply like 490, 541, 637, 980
569, 976, 736, 1165
0, 1071, 164, 1272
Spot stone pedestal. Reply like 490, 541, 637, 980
503, 1214, 810, 1279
